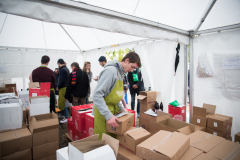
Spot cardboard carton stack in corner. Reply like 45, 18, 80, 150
29, 112, 59, 160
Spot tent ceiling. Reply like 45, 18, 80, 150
76, 0, 240, 31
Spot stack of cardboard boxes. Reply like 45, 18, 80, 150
29, 112, 59, 160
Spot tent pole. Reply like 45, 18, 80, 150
189, 34, 194, 123
59, 24, 83, 52
184, 44, 188, 122
197, 23, 240, 35
192, 0, 217, 37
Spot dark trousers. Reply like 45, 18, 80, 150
50, 91, 55, 113
86, 97, 89, 104
131, 91, 140, 115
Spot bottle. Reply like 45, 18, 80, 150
160, 99, 163, 111
149, 87, 151, 91
154, 101, 159, 113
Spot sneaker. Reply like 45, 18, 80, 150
58, 114, 65, 119
60, 118, 68, 123
137, 113, 140, 118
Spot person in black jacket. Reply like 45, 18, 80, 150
65, 62, 89, 107
128, 68, 144, 117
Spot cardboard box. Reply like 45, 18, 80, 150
72, 105, 92, 132
0, 103, 22, 131
194, 125, 205, 132
189, 131, 225, 153
207, 140, 240, 160
0, 148, 32, 160
150, 118, 195, 135
68, 118, 86, 141
106, 113, 134, 135
125, 108, 135, 127
0, 128, 32, 157
29, 96, 50, 116
68, 133, 119, 160
139, 118, 150, 132
26, 107, 29, 124
192, 104, 216, 127
117, 127, 151, 154
225, 147, 240, 160
85, 113, 94, 137
37, 154, 56, 160
136, 91, 159, 104
179, 147, 203, 160
228, 135, 232, 141
33, 141, 59, 160
136, 130, 190, 160
193, 153, 218, 160
0, 93, 15, 98
168, 104, 186, 121
33, 128, 59, 147
0, 84, 17, 96
29, 82, 50, 98
117, 146, 142, 160
23, 107, 27, 124
207, 114, 233, 132
0, 96, 19, 104
141, 110, 172, 123
139, 103, 155, 113
57, 147, 69, 160
235, 132, 240, 143
206, 127, 231, 139
29, 112, 58, 134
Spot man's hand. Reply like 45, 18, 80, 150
56, 88, 59, 91
133, 84, 138, 89
107, 116, 121, 128
94, 76, 99, 81
65, 99, 68, 101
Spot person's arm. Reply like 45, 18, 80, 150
52, 71, 56, 89
65, 73, 72, 99
120, 96, 127, 109
88, 72, 92, 83
85, 71, 90, 92
57, 69, 66, 89
29, 73, 33, 82
93, 69, 116, 121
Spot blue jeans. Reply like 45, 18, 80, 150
124, 93, 128, 104
61, 102, 69, 118
86, 97, 89, 104
131, 92, 140, 115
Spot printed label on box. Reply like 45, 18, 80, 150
213, 132, 217, 135
214, 122, 218, 127
182, 110, 185, 113
197, 119, 200, 123
32, 93, 37, 97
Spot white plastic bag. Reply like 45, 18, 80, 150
196, 53, 214, 77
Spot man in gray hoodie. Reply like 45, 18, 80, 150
93, 52, 142, 139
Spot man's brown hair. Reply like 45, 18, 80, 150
121, 52, 142, 68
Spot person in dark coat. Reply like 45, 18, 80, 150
128, 68, 144, 117
65, 62, 89, 106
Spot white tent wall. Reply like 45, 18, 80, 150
134, 41, 185, 113
0, 49, 83, 90
193, 28, 240, 138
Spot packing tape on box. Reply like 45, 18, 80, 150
191, 134, 211, 147
150, 133, 173, 151
214, 115, 230, 120
126, 127, 141, 134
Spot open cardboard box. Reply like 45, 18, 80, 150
207, 140, 240, 160
136, 130, 190, 160
0, 83, 17, 96
0, 128, 32, 157
0, 102, 22, 131
192, 103, 216, 127
189, 131, 225, 153
106, 113, 134, 135
150, 118, 195, 135
117, 127, 151, 154
137, 91, 160, 105
69, 133, 119, 160
29, 96, 49, 116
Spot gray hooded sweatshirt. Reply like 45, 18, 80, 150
92, 60, 125, 120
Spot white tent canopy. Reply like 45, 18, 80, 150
0, 0, 240, 137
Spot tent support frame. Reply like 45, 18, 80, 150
184, 45, 188, 122
189, 35, 194, 123
197, 23, 240, 35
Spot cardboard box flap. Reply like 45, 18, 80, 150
154, 132, 189, 158
73, 134, 99, 144
193, 106, 206, 117
102, 133, 119, 156
15, 128, 31, 137
118, 146, 142, 160
179, 147, 203, 160
138, 130, 172, 150
29, 95, 49, 103
0, 131, 16, 142
157, 111, 172, 118
126, 127, 150, 140
5, 84, 16, 88
178, 126, 193, 135
117, 113, 134, 121
194, 153, 218, 160
29, 82, 40, 88
203, 103, 216, 114
136, 95, 146, 100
